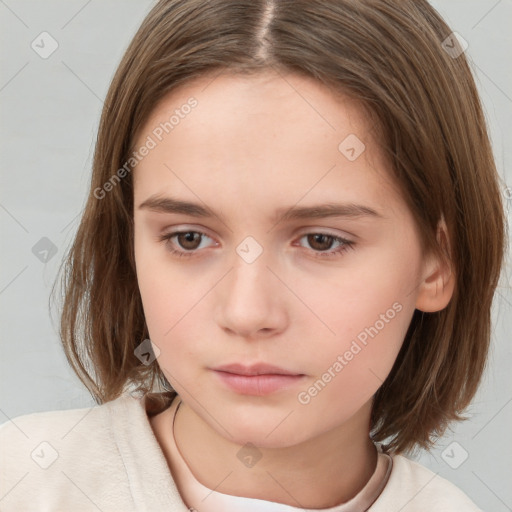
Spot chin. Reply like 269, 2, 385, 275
211, 414, 312, 450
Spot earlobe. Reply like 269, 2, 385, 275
415, 216, 456, 313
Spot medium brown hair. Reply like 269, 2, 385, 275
52, 0, 508, 454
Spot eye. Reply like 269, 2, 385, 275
157, 230, 215, 258
157, 230, 355, 259
295, 233, 355, 259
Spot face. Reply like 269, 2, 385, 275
132, 70, 430, 449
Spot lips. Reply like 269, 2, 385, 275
211, 363, 305, 396
213, 363, 302, 376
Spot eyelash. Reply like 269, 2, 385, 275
156, 230, 355, 260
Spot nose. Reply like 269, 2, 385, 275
215, 249, 288, 339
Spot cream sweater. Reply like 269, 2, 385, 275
0, 392, 482, 511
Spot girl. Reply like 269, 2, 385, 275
0, 0, 507, 510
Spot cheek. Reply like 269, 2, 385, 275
136, 267, 204, 342
134, 238, 220, 383
134, 229, 194, 329
294, 255, 417, 403
295, 308, 413, 427
134, 236, 187, 343
135, 268, 205, 389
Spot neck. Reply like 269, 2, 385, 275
173, 399, 377, 508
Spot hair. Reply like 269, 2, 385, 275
51, 0, 507, 454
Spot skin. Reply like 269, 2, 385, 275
132, 70, 454, 508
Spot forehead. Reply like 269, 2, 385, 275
136, 70, 373, 146
132, 71, 405, 223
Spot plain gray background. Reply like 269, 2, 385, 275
1, 0, 511, 509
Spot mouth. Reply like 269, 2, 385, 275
211, 363, 306, 396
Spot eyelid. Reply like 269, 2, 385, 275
160, 224, 217, 239
159, 225, 355, 243
161, 224, 360, 242
294, 226, 355, 238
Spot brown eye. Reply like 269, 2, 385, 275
176, 231, 202, 250
306, 234, 336, 251
297, 233, 355, 259
157, 230, 214, 258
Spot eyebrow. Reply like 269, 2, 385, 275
137, 195, 384, 223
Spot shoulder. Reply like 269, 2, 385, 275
1, 398, 103, 435
0, 396, 116, 455
370, 453, 482, 511
0, 394, 139, 511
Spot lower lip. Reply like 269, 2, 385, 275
213, 371, 305, 396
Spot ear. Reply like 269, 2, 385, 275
415, 215, 456, 313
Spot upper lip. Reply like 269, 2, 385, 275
212, 363, 302, 376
